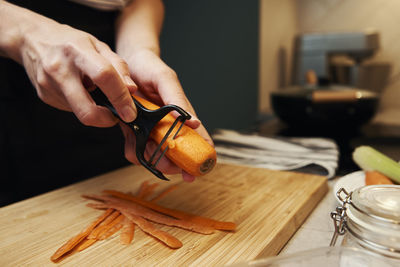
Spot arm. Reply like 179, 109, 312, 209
116, 0, 164, 58
115, 0, 213, 182
0, 1, 136, 126
0, 0, 27, 61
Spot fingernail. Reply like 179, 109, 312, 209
188, 112, 200, 122
191, 116, 201, 124
121, 105, 136, 122
188, 113, 201, 128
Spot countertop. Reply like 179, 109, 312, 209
278, 180, 337, 256
254, 118, 400, 259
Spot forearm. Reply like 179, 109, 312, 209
115, 0, 164, 60
0, 1, 33, 62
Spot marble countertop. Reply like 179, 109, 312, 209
280, 180, 338, 255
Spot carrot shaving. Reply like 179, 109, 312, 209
103, 190, 236, 231
99, 221, 125, 240
86, 203, 108, 210
50, 208, 113, 262
84, 195, 214, 234
136, 181, 149, 198
151, 184, 178, 202
51, 181, 236, 263
88, 210, 120, 239
143, 183, 159, 199
96, 214, 125, 240
75, 238, 97, 252
121, 211, 182, 249
120, 218, 135, 245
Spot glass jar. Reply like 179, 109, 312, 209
330, 185, 400, 263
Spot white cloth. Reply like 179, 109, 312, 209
69, 0, 131, 11
212, 129, 339, 179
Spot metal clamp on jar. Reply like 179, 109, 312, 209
330, 185, 400, 262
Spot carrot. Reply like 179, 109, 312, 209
134, 95, 217, 176
121, 211, 183, 249
365, 171, 394, 185
102, 190, 236, 231
50, 208, 113, 262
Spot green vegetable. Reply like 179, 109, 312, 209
353, 146, 400, 184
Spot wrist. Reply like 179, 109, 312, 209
119, 46, 160, 64
0, 2, 28, 62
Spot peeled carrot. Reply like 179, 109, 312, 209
365, 171, 394, 185
103, 190, 236, 231
134, 95, 217, 177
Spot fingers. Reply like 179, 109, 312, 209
156, 70, 214, 146
182, 171, 196, 183
61, 75, 118, 127
93, 40, 138, 94
72, 44, 137, 123
157, 70, 197, 118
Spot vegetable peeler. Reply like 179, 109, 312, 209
90, 89, 191, 181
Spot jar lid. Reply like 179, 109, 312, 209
351, 185, 400, 223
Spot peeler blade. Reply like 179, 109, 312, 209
90, 89, 191, 181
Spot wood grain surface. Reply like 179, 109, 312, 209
0, 163, 327, 266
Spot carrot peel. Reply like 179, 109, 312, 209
103, 190, 236, 231
50, 208, 113, 262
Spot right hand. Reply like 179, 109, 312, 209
17, 10, 137, 127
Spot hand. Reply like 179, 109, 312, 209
17, 10, 137, 127
120, 49, 214, 182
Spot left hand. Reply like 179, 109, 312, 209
120, 49, 213, 182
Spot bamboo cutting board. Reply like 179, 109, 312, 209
0, 163, 327, 266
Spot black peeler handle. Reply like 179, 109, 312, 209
90, 89, 191, 181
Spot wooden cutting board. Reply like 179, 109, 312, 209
0, 163, 327, 266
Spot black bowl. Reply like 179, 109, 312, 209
270, 86, 380, 129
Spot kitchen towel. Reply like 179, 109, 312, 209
212, 129, 339, 179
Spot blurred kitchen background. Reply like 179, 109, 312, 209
162, 0, 400, 175
163, 0, 400, 130
258, 0, 399, 125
